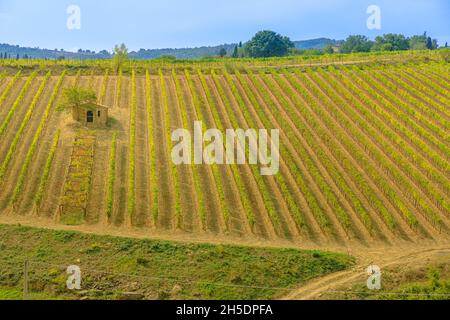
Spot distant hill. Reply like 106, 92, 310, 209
0, 38, 342, 60
128, 43, 237, 59
0, 43, 110, 60
293, 38, 343, 49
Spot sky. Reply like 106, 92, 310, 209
0, 0, 448, 52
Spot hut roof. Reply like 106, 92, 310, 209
77, 101, 110, 111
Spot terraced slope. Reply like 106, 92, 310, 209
0, 61, 448, 246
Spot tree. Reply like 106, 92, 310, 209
61, 86, 97, 110
218, 47, 227, 57
432, 39, 438, 49
340, 35, 373, 53
426, 36, 433, 49
243, 30, 294, 58
232, 46, 238, 58
371, 33, 409, 51
113, 43, 128, 73
409, 34, 427, 50
323, 44, 334, 54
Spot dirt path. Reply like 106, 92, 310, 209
281, 245, 450, 300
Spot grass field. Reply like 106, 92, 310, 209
0, 224, 354, 299
0, 54, 449, 248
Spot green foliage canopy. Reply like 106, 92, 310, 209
243, 30, 294, 58
61, 86, 97, 109
340, 35, 373, 53
371, 33, 409, 51
113, 43, 129, 72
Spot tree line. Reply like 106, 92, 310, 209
230, 31, 446, 58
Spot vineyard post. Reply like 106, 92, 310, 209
23, 260, 29, 300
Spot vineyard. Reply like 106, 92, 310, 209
0, 56, 448, 247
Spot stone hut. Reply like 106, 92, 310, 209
72, 102, 108, 127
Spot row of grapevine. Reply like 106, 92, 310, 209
0, 71, 21, 108
0, 71, 50, 181
11, 71, 66, 205
221, 70, 282, 235
99, 69, 109, 103
250, 70, 353, 234
146, 70, 159, 224
34, 130, 60, 208
159, 69, 182, 227
297, 70, 443, 227
284, 70, 397, 230
231, 70, 311, 234
311, 69, 445, 227
210, 70, 256, 227
324, 69, 449, 212
359, 70, 448, 147
407, 68, 450, 104
0, 71, 37, 135
196, 69, 232, 228
268, 70, 374, 233
380, 70, 449, 129
299, 70, 424, 226
183, 70, 211, 228
350, 70, 449, 160
74, 70, 82, 86
172, 69, 205, 228
290, 69, 411, 229
88, 69, 95, 89
396, 69, 450, 117
313, 70, 449, 221
106, 132, 117, 219
127, 70, 136, 221
336, 70, 448, 177
115, 69, 122, 107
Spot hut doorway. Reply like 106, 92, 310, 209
86, 111, 94, 123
